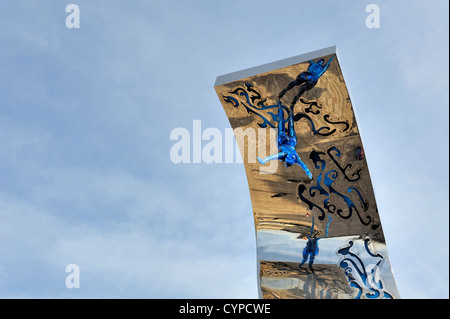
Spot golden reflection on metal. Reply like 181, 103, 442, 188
214, 46, 400, 299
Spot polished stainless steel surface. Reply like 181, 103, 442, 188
215, 47, 400, 299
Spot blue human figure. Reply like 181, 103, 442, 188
257, 101, 312, 179
279, 57, 333, 109
299, 214, 332, 270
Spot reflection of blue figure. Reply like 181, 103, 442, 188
257, 101, 312, 179
279, 57, 333, 109
299, 214, 332, 270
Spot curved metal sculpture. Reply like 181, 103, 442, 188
214, 46, 400, 299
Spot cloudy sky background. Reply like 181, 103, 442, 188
0, 0, 448, 298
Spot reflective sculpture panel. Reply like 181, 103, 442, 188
214, 46, 400, 299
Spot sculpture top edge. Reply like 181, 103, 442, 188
214, 45, 338, 87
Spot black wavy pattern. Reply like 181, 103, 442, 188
298, 146, 372, 226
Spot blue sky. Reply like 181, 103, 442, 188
0, 0, 448, 298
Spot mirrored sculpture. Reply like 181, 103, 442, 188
214, 46, 400, 299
